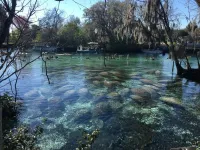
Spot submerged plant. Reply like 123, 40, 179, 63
76, 129, 100, 150
4, 125, 43, 150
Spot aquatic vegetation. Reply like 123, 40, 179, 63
76, 129, 100, 150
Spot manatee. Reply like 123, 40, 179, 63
99, 71, 109, 76
119, 88, 130, 97
104, 80, 112, 87
140, 79, 155, 85
48, 96, 61, 103
63, 90, 76, 98
93, 80, 101, 85
24, 89, 40, 98
130, 95, 145, 103
77, 88, 89, 96
160, 96, 182, 107
131, 88, 152, 101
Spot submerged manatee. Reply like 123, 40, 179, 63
119, 88, 130, 97
93, 80, 101, 85
24, 89, 40, 98
140, 79, 155, 85
77, 88, 89, 96
142, 86, 159, 99
107, 92, 120, 99
155, 70, 161, 75
48, 96, 62, 104
99, 71, 109, 76
92, 102, 112, 120
130, 88, 151, 100
130, 95, 145, 103
104, 80, 112, 87
160, 96, 183, 107
63, 90, 77, 98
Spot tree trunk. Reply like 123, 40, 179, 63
0, 102, 2, 150
0, 1, 17, 47
170, 45, 184, 75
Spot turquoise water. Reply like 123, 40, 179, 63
1, 53, 200, 149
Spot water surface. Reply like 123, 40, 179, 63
1, 53, 200, 150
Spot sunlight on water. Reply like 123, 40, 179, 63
1, 53, 200, 149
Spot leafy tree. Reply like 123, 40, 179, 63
84, 0, 127, 44
39, 8, 64, 45
58, 16, 84, 47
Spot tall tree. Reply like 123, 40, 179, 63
39, 8, 64, 45
84, 0, 127, 44
58, 16, 84, 47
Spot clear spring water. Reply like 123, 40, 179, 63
1, 53, 200, 150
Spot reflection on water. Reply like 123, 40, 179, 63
1, 54, 200, 150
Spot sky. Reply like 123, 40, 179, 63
32, 0, 101, 22
19, 0, 200, 28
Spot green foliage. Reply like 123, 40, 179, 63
58, 17, 85, 47
84, 0, 126, 44
9, 29, 21, 44
1, 93, 43, 150
77, 129, 100, 150
4, 125, 43, 150
0, 93, 21, 119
